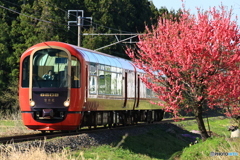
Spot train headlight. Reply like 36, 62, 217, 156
63, 100, 70, 107
30, 100, 35, 107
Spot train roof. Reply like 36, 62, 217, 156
74, 46, 144, 73
21, 41, 144, 73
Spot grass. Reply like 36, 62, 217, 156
171, 116, 239, 160
0, 113, 239, 160
71, 127, 191, 160
173, 116, 231, 136
0, 145, 76, 160
73, 116, 239, 160
75, 145, 159, 160
0, 120, 16, 126
70, 124, 198, 160
0, 112, 36, 136
179, 137, 240, 160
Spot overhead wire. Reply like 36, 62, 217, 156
0, 0, 140, 40
0, 3, 77, 35
0, 4, 52, 24
1, 0, 20, 7
0, 1, 70, 28
40, 0, 138, 34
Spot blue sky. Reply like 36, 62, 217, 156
151, 0, 240, 24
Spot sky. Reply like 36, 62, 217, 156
151, 0, 240, 24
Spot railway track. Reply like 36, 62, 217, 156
0, 117, 195, 145
0, 127, 106, 145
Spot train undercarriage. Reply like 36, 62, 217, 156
81, 109, 164, 129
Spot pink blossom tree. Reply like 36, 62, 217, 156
208, 70, 240, 127
126, 6, 240, 140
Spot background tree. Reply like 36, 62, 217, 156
0, 0, 22, 110
8, 0, 85, 81
0, 0, 22, 90
0, 7, 11, 90
126, 6, 240, 141
0, 0, 180, 113
82, 0, 159, 59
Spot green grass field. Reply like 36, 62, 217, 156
0, 115, 239, 160
72, 116, 239, 160
72, 127, 191, 160
171, 117, 239, 160
173, 116, 231, 136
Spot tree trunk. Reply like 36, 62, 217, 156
194, 106, 210, 141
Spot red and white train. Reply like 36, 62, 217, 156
19, 41, 164, 132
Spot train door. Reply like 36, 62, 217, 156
123, 72, 128, 107
134, 73, 140, 109
124, 70, 137, 109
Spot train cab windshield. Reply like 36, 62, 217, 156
26, 48, 80, 88
32, 49, 69, 88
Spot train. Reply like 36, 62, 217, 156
19, 41, 164, 132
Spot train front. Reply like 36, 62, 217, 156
19, 42, 85, 131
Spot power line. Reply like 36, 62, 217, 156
1, 0, 20, 7
0, 3, 78, 37
0, 3, 82, 41
95, 35, 139, 51
40, 0, 137, 34
0, 1, 142, 49
0, 4, 52, 24
0, 3, 76, 30
1, 0, 139, 35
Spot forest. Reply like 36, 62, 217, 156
0, 0, 180, 112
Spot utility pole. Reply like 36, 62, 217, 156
77, 16, 81, 47
68, 10, 92, 47
67, 10, 141, 49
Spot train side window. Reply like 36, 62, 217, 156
117, 73, 122, 95
105, 71, 111, 94
22, 56, 30, 87
98, 70, 112, 95
71, 56, 80, 88
98, 65, 122, 95
89, 63, 97, 94
89, 76, 97, 94
98, 70, 105, 94
127, 71, 135, 98
89, 63, 97, 76
111, 72, 117, 94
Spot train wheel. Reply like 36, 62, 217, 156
122, 113, 127, 126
